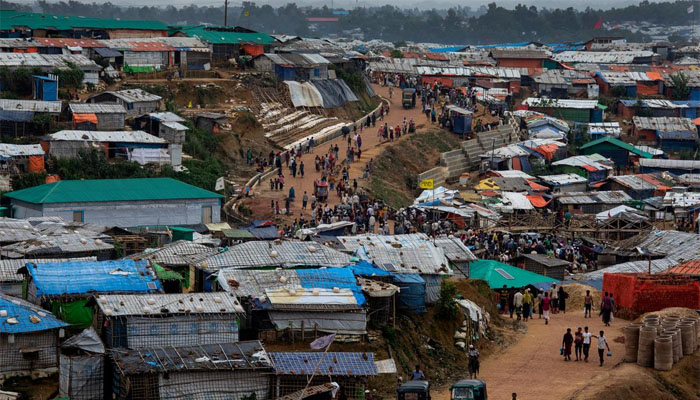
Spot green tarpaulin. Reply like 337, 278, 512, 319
469, 259, 556, 289
51, 299, 93, 329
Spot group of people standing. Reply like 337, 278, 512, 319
561, 327, 611, 366
499, 283, 569, 324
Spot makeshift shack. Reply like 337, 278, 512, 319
110, 341, 273, 400
554, 191, 633, 214
0, 293, 68, 380
521, 253, 570, 280
21, 259, 163, 329
87, 89, 162, 117
59, 327, 105, 400
270, 352, 377, 400
68, 103, 126, 131
135, 112, 188, 144
0, 143, 45, 174
579, 136, 653, 167
444, 105, 473, 135
93, 292, 243, 349
0, 257, 96, 297
0, 99, 61, 137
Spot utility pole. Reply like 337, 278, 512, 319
224, 0, 228, 27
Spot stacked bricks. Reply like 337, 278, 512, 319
603, 273, 700, 319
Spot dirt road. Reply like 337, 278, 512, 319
247, 83, 429, 221
433, 310, 626, 400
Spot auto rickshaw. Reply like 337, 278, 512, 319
313, 179, 329, 202
450, 380, 487, 400
402, 88, 417, 109
397, 381, 430, 400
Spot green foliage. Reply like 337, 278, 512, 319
436, 280, 459, 320
11, 172, 48, 190
389, 49, 404, 58
31, 113, 54, 135
53, 62, 84, 88
393, 40, 407, 48
610, 85, 627, 98
240, 393, 257, 400
183, 124, 219, 160
111, 241, 124, 259
634, 100, 653, 118
0, 66, 34, 96
597, 95, 618, 113
669, 72, 690, 100
165, 99, 178, 112
678, 148, 697, 160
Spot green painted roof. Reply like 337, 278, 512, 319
176, 25, 275, 45
579, 136, 653, 159
5, 178, 223, 204
0, 10, 168, 31
469, 259, 556, 289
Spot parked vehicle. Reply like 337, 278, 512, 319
397, 381, 430, 400
402, 88, 417, 109
314, 179, 329, 202
450, 379, 487, 400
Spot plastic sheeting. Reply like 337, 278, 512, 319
59, 353, 104, 400
61, 327, 105, 354
285, 81, 324, 108
422, 274, 442, 305
28, 155, 45, 172
285, 79, 360, 109
268, 310, 367, 334
392, 273, 426, 313
311, 79, 359, 108
127, 148, 170, 165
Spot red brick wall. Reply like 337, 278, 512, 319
603, 273, 700, 316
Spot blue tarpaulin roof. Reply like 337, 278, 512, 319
476, 41, 532, 49
0, 294, 68, 333
246, 226, 280, 240
27, 259, 162, 297
270, 352, 377, 376
428, 45, 467, 53
346, 260, 392, 277
391, 273, 426, 313
297, 268, 365, 305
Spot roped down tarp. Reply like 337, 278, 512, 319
311, 79, 359, 108
268, 310, 367, 334
285, 81, 324, 108
285, 79, 359, 109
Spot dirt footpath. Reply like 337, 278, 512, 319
246, 83, 428, 221
433, 310, 627, 400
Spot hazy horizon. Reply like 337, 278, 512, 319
27, 0, 663, 10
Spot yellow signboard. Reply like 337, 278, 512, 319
419, 179, 434, 189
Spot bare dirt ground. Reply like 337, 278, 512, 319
244, 84, 428, 222
433, 309, 628, 400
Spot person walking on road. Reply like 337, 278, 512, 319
537, 289, 544, 319
574, 327, 584, 361
582, 326, 592, 362
499, 285, 508, 314
562, 328, 574, 361
584, 290, 593, 318
522, 288, 533, 320
468, 344, 480, 379
558, 286, 568, 314
600, 292, 613, 326
514, 289, 523, 321
592, 330, 611, 366
542, 291, 551, 325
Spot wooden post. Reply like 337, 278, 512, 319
301, 320, 305, 342
392, 294, 396, 328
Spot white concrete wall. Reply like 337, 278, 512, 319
12, 199, 220, 227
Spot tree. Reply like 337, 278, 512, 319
389, 49, 404, 58
669, 72, 690, 100
610, 85, 627, 98
436, 280, 459, 320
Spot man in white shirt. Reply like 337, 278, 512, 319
592, 330, 611, 366
582, 326, 593, 363
513, 290, 524, 321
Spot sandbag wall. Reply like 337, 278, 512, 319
624, 313, 700, 371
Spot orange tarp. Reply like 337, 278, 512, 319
532, 143, 560, 161
241, 44, 264, 57
45, 175, 60, 184
422, 76, 454, 88
525, 179, 549, 191
28, 155, 45, 173
646, 72, 663, 81
525, 195, 551, 208
73, 113, 98, 125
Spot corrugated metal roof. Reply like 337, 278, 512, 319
0, 293, 68, 333
620, 99, 685, 109
68, 103, 126, 114
666, 259, 700, 275
148, 112, 185, 122
2, 233, 113, 258
177, 25, 275, 45
0, 10, 168, 31
579, 136, 653, 158
111, 341, 271, 374
524, 97, 599, 109
610, 175, 658, 190
639, 158, 700, 171
95, 292, 244, 317
262, 53, 331, 67
490, 49, 550, 59
555, 190, 633, 204
161, 121, 189, 131
0, 99, 62, 113
533, 69, 592, 85
26, 259, 162, 297
195, 241, 352, 270
0, 144, 44, 157
553, 50, 656, 64
0, 38, 47, 48
35, 37, 104, 48
588, 122, 622, 136
4, 178, 223, 205
128, 240, 216, 267
0, 53, 100, 70
49, 130, 165, 143
632, 116, 696, 132
100, 88, 162, 103
552, 155, 612, 171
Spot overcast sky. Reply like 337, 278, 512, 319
33, 0, 656, 10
